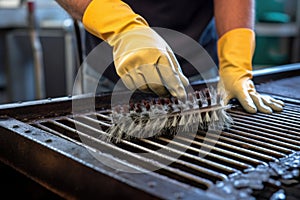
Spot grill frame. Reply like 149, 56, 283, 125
0, 63, 300, 199
0, 94, 224, 200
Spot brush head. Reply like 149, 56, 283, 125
107, 87, 233, 142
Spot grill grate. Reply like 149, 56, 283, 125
25, 98, 300, 198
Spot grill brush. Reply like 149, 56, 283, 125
107, 87, 233, 142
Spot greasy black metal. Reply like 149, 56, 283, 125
252, 63, 300, 84
0, 95, 299, 199
0, 94, 105, 121
0, 91, 156, 121
0, 64, 300, 199
207, 151, 300, 200
0, 118, 220, 200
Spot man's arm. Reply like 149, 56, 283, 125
214, 0, 284, 113
55, 0, 189, 101
55, 0, 91, 20
214, 0, 255, 37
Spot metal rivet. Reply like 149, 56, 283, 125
12, 125, 19, 128
45, 139, 52, 143
147, 181, 156, 188
24, 130, 31, 133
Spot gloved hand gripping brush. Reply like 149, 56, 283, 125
108, 88, 233, 142
83, 0, 233, 141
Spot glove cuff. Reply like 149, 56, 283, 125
218, 28, 255, 79
82, 0, 148, 43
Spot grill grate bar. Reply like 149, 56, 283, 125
221, 129, 293, 154
73, 116, 239, 176
228, 109, 300, 129
82, 114, 258, 172
161, 136, 267, 167
34, 122, 159, 174
191, 134, 278, 162
280, 109, 300, 118
229, 125, 300, 151
257, 113, 297, 127
156, 137, 250, 171
200, 132, 286, 158
64, 117, 223, 187
82, 114, 112, 127
95, 112, 112, 121
119, 139, 228, 183
35, 123, 85, 147
39, 122, 216, 188
71, 111, 292, 175
229, 113, 300, 136
75, 114, 111, 128
136, 138, 230, 180
22, 98, 300, 196
34, 121, 170, 173
232, 120, 300, 147
228, 107, 300, 152
284, 106, 300, 113
270, 112, 300, 124
279, 103, 300, 111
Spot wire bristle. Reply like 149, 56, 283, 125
107, 87, 233, 142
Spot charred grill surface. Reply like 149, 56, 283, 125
0, 92, 299, 199
0, 64, 300, 199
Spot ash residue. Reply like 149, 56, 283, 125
207, 152, 300, 200
269, 152, 300, 180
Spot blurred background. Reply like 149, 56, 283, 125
254, 0, 300, 68
0, 0, 77, 104
0, 0, 299, 104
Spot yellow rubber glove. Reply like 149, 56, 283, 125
218, 28, 284, 114
82, 0, 189, 101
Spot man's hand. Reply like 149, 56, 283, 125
219, 77, 284, 114
218, 28, 284, 113
82, 0, 189, 101
110, 27, 189, 101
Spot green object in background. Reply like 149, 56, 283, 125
260, 12, 291, 23
256, 0, 290, 23
254, 0, 291, 66
253, 37, 289, 65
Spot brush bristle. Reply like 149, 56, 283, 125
107, 87, 233, 142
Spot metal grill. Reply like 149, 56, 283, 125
2, 94, 295, 199
0, 60, 299, 200
31, 104, 298, 170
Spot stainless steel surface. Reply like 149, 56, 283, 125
27, 1, 46, 99
0, 0, 76, 102
5, 27, 76, 102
